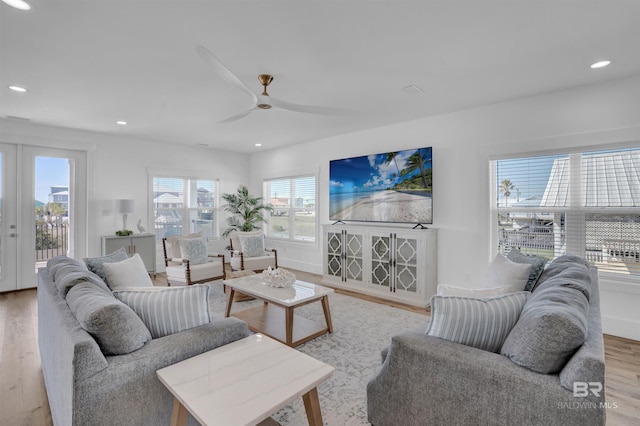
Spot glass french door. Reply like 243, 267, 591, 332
0, 143, 87, 292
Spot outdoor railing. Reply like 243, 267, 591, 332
498, 226, 560, 258
35, 221, 69, 261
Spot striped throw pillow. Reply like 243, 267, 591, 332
113, 284, 210, 338
426, 292, 530, 353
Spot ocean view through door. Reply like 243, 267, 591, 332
0, 144, 87, 292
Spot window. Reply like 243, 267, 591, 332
492, 146, 640, 277
264, 176, 317, 242
152, 176, 218, 242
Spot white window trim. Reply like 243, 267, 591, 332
262, 168, 319, 248
490, 147, 640, 284
147, 167, 220, 241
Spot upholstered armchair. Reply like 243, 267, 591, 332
228, 230, 278, 272
162, 233, 225, 286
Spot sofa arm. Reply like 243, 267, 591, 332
367, 329, 605, 426
73, 318, 250, 426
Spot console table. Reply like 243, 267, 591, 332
101, 234, 156, 275
322, 224, 437, 307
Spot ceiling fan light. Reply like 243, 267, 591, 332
257, 94, 272, 110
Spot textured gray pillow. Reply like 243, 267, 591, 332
507, 248, 548, 291
533, 254, 592, 292
533, 258, 592, 300
47, 255, 85, 278
83, 247, 129, 283
66, 282, 152, 355
501, 285, 589, 373
53, 263, 112, 297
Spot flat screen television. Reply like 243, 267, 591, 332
329, 146, 433, 224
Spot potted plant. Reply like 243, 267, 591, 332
221, 185, 273, 239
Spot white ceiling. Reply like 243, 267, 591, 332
2, 1, 640, 153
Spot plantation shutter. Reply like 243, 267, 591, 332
152, 177, 217, 241
264, 175, 317, 241
581, 148, 640, 275
493, 147, 640, 277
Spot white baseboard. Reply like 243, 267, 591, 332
602, 315, 640, 341
277, 258, 323, 275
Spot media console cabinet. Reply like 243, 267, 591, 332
321, 224, 437, 308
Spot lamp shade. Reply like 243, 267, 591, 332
115, 199, 135, 214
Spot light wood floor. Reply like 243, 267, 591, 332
1, 271, 639, 426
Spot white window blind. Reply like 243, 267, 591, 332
152, 177, 218, 242
264, 175, 317, 242
493, 147, 640, 277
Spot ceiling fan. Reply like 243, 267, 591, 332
196, 45, 346, 123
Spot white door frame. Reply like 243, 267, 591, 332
0, 143, 19, 292
0, 144, 87, 292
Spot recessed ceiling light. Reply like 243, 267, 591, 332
116, 121, 127, 126
590, 60, 611, 69
255, 143, 262, 147
8, 85, 27, 92
2, 0, 31, 11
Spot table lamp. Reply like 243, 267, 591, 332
115, 199, 135, 230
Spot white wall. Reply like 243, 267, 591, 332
2, 75, 638, 340
249, 74, 640, 340
0, 120, 250, 270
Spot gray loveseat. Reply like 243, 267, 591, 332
367, 255, 606, 426
38, 256, 250, 426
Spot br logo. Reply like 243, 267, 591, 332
573, 382, 603, 397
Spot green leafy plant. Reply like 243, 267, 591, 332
221, 185, 273, 238
115, 229, 133, 236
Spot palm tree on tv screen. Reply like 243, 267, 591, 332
404, 149, 431, 189
384, 152, 401, 183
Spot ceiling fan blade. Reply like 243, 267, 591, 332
196, 45, 257, 103
269, 96, 348, 115
217, 108, 256, 124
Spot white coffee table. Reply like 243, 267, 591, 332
223, 275, 334, 347
156, 334, 335, 426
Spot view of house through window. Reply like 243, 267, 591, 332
264, 176, 317, 242
35, 157, 71, 268
493, 147, 640, 277
152, 177, 218, 242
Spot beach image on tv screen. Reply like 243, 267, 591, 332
329, 147, 432, 224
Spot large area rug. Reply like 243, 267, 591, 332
207, 284, 429, 425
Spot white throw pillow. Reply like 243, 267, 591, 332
166, 232, 203, 259
426, 292, 530, 353
179, 237, 208, 265
478, 254, 532, 293
437, 284, 511, 297
239, 234, 265, 258
113, 284, 210, 338
103, 254, 153, 290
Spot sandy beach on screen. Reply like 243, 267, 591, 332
334, 190, 432, 222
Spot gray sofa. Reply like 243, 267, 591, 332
367, 255, 606, 426
38, 256, 250, 426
